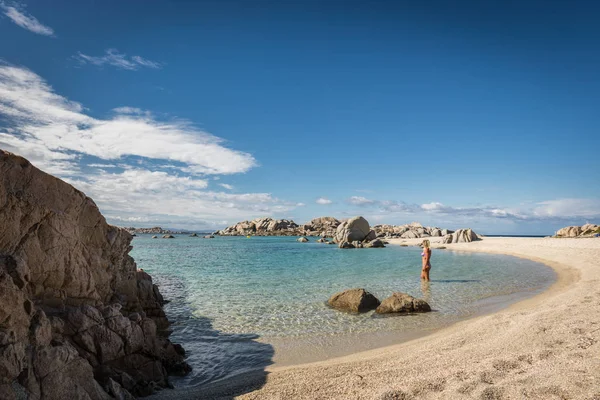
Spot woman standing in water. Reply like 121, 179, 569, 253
420, 239, 432, 281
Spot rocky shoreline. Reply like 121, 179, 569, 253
0, 150, 189, 399
123, 227, 192, 235
553, 223, 600, 238
215, 217, 482, 248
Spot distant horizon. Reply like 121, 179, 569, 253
118, 215, 587, 237
1, 1, 599, 236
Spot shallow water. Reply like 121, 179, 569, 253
131, 235, 555, 388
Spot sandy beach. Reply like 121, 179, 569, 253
179, 237, 600, 399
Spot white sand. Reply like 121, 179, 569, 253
233, 237, 600, 399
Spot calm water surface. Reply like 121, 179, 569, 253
131, 235, 555, 388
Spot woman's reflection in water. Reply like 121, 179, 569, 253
420, 280, 431, 303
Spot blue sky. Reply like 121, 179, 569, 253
1, 0, 599, 234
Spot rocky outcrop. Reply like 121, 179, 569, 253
375, 293, 431, 314
442, 228, 481, 244
364, 239, 385, 248
214, 216, 342, 237
162, 234, 175, 239
328, 289, 380, 313
307, 217, 341, 237
334, 216, 371, 243
0, 150, 188, 399
554, 224, 599, 238
215, 218, 300, 236
373, 224, 452, 240
123, 227, 189, 235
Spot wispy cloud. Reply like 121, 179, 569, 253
74, 49, 162, 71
347, 196, 376, 206
0, 64, 302, 229
346, 195, 600, 224
0, 64, 256, 175
1, 2, 54, 36
316, 197, 332, 205
219, 183, 234, 190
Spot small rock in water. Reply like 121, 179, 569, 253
364, 238, 385, 248
203, 235, 215, 239
152, 235, 158, 239
376, 292, 431, 314
328, 288, 380, 313
297, 236, 309, 242
162, 234, 175, 239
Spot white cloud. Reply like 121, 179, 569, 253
131, 56, 162, 69
316, 197, 332, 205
88, 163, 117, 168
0, 64, 303, 229
64, 169, 299, 225
344, 194, 600, 225
74, 49, 162, 70
0, 65, 256, 175
219, 183, 234, 190
1, 3, 54, 36
347, 196, 376, 206
532, 198, 600, 219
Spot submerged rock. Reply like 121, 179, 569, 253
376, 293, 431, 314
328, 289, 380, 313
297, 236, 309, 242
162, 234, 175, 239
203, 235, 215, 239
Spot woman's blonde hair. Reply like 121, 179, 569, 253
421, 239, 430, 248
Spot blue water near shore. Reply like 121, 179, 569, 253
131, 235, 555, 389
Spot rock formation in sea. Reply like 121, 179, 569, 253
371, 223, 450, 239
215, 216, 481, 249
554, 224, 600, 238
328, 289, 380, 313
375, 293, 431, 314
0, 150, 189, 399
123, 227, 190, 235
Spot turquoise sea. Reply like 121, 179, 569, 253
131, 235, 555, 389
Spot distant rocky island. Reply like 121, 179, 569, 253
215, 216, 481, 248
123, 226, 191, 235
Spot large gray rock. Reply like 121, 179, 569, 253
401, 230, 420, 239
442, 228, 480, 244
0, 150, 189, 399
375, 293, 431, 314
334, 216, 371, 243
364, 239, 386, 248
328, 289, 380, 312
555, 224, 599, 238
